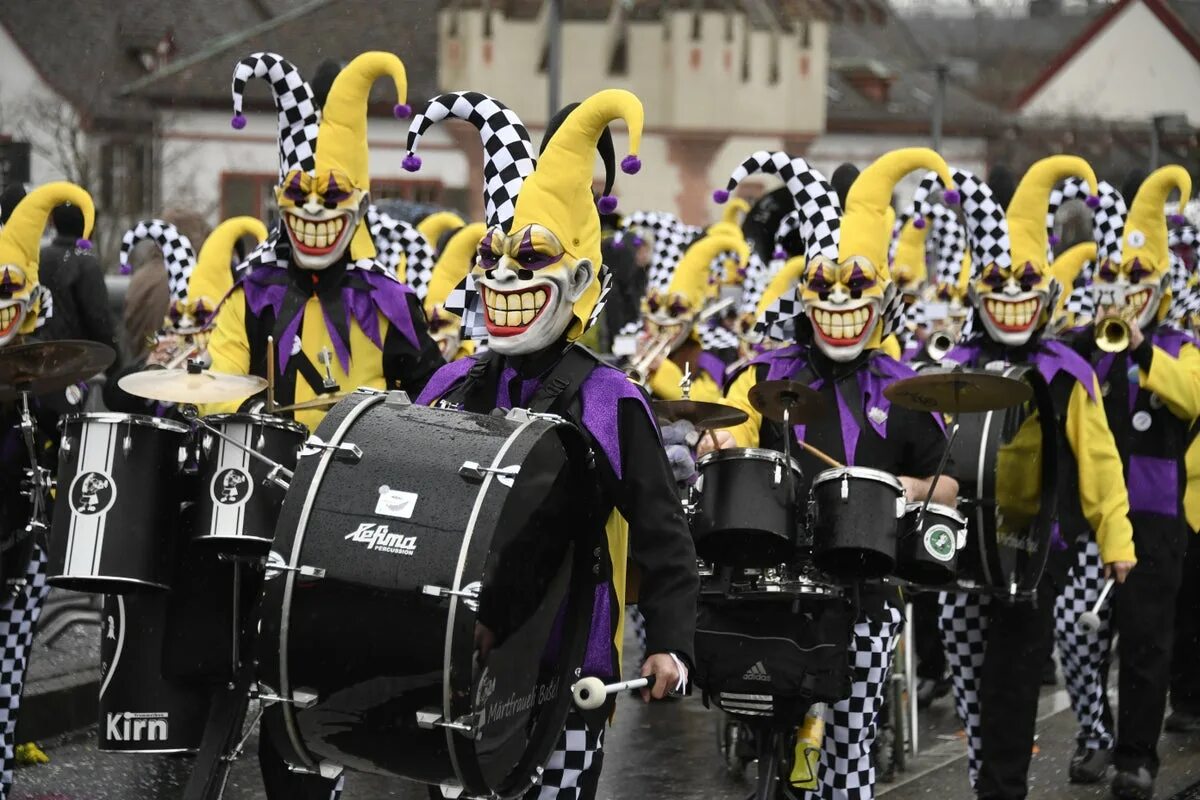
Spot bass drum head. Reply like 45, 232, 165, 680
950, 366, 1057, 594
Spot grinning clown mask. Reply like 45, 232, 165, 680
801, 255, 888, 360
276, 169, 367, 271
0, 182, 95, 346
970, 258, 1053, 346
474, 224, 594, 355
1093, 165, 1192, 331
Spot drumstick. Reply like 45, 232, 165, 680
796, 438, 845, 470
266, 335, 277, 413
1077, 578, 1116, 634
572, 675, 657, 710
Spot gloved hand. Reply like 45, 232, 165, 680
661, 420, 698, 483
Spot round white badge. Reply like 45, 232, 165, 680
1132, 411, 1152, 432
1127, 230, 1146, 248
291, 335, 302, 356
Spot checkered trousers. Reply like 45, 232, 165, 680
938, 590, 989, 788
230, 52, 319, 180
810, 603, 903, 800
524, 710, 605, 800
0, 545, 50, 795
119, 219, 197, 303
365, 205, 436, 300
1053, 533, 1114, 752
405, 91, 535, 230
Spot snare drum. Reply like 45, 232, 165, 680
809, 467, 905, 578
895, 502, 967, 585
191, 413, 306, 553
50, 414, 186, 593
257, 393, 596, 798
691, 448, 802, 566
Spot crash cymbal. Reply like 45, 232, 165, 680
747, 379, 826, 424
884, 369, 1032, 414
271, 393, 348, 414
0, 339, 116, 400
119, 367, 267, 405
652, 399, 748, 431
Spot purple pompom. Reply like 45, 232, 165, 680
75, 238, 92, 251
393, 103, 412, 119
620, 154, 642, 175
402, 154, 422, 173
598, 195, 619, 214
1169, 213, 1187, 226
713, 189, 730, 204
119, 263, 132, 275
942, 189, 961, 205
1085, 194, 1101, 209
1049, 234, 1060, 247
230, 113, 247, 130
631, 235, 645, 248
913, 217, 927, 230
773, 246, 787, 260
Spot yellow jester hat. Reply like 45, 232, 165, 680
508, 88, 644, 340
1007, 155, 1097, 285
315, 51, 411, 263
0, 182, 95, 339
834, 148, 955, 350
1120, 164, 1193, 322
417, 211, 466, 254
190, 216, 269, 326
654, 231, 750, 324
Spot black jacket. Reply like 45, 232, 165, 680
38, 236, 119, 354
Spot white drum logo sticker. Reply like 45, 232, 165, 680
69, 471, 115, 515
924, 524, 956, 563
375, 485, 418, 519
344, 522, 417, 556
212, 468, 253, 506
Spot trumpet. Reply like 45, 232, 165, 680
1095, 315, 1130, 353
627, 331, 676, 385
924, 329, 957, 362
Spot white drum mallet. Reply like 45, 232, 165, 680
572, 675, 657, 710
1077, 578, 1116, 635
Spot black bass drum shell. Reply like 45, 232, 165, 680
257, 391, 594, 799
948, 365, 1057, 595
190, 413, 305, 553
50, 414, 185, 593
98, 592, 210, 753
691, 448, 802, 566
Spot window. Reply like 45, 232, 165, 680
691, 11, 703, 41
100, 138, 153, 218
799, 21, 810, 49
724, 11, 734, 42
609, 34, 629, 75
768, 32, 780, 85
741, 22, 751, 82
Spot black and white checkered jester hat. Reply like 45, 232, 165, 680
365, 204, 437, 300
1045, 177, 1124, 265
622, 210, 703, 294
118, 219, 197, 310
402, 91, 536, 231
229, 52, 320, 181
1170, 223, 1199, 264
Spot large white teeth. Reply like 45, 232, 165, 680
484, 287, 549, 328
814, 306, 869, 341
987, 297, 1037, 328
289, 215, 345, 250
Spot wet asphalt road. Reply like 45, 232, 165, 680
11, 628, 1200, 799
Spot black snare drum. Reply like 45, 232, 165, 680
257, 392, 596, 798
809, 467, 905, 578
191, 413, 306, 553
948, 366, 1057, 595
895, 502, 967, 585
691, 448, 802, 566
98, 592, 209, 753
50, 414, 186, 593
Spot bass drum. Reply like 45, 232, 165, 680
257, 391, 596, 799
948, 365, 1057, 595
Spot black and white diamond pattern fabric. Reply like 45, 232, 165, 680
939, 590, 989, 789
1046, 178, 1126, 264
775, 209, 802, 249
0, 547, 50, 795
738, 251, 772, 319
1169, 224, 1198, 261
366, 205, 436, 300
230, 52, 320, 180
720, 151, 841, 263
931, 206, 967, 287
755, 292, 802, 343
405, 92, 535, 230
699, 324, 740, 352
622, 211, 703, 294
952, 168, 1011, 276
1061, 284, 1095, 326
32, 285, 52, 331
530, 711, 605, 800
881, 285, 906, 339
1165, 251, 1196, 330
119, 219, 198, 303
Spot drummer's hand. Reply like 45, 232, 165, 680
640, 653, 686, 703
695, 429, 735, 458
1105, 561, 1135, 584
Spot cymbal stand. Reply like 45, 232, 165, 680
745, 725, 783, 800
915, 376, 964, 526
180, 408, 293, 490
17, 388, 50, 551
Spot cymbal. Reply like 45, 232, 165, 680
271, 393, 347, 413
653, 399, 748, 431
884, 369, 1032, 413
0, 339, 116, 401
747, 380, 826, 424
119, 368, 267, 405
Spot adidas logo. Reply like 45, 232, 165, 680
742, 661, 771, 682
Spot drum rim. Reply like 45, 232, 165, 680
696, 446, 802, 472
61, 412, 188, 434
200, 412, 308, 435
903, 501, 967, 526
811, 465, 903, 493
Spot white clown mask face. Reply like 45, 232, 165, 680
1093, 257, 1168, 331
970, 260, 1052, 347
276, 169, 366, 271
474, 224, 593, 355
801, 256, 887, 362
0, 264, 32, 347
